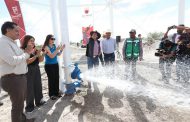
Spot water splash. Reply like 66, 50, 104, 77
81, 63, 190, 110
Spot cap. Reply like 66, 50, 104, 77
105, 29, 112, 33
129, 29, 136, 33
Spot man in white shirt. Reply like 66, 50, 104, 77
101, 31, 116, 65
0, 21, 33, 122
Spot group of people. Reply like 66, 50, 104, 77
85, 30, 116, 69
0, 21, 65, 122
85, 29, 143, 80
1, 20, 190, 122
158, 24, 190, 83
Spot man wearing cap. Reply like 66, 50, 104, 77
101, 31, 116, 65
86, 31, 101, 69
122, 29, 143, 80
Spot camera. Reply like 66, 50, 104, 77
155, 49, 167, 57
116, 36, 121, 43
168, 25, 176, 30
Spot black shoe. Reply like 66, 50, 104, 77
25, 108, 35, 113
50, 96, 57, 100
26, 118, 36, 122
0, 101, 3, 106
36, 100, 47, 107
56, 94, 62, 98
22, 113, 36, 122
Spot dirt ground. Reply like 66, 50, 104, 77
1, 45, 190, 122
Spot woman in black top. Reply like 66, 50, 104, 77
21, 35, 46, 113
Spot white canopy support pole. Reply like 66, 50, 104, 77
109, 0, 114, 35
50, 0, 64, 90
178, 0, 185, 25
58, 0, 72, 87
50, 0, 59, 45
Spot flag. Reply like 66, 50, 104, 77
82, 25, 93, 47
4, 0, 26, 45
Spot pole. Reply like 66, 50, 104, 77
58, 0, 72, 87
92, 0, 95, 28
50, 0, 59, 45
109, 0, 114, 35
50, 0, 65, 90
178, 0, 185, 25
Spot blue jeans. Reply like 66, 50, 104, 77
87, 56, 99, 69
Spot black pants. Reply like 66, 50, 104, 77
103, 52, 115, 65
99, 53, 104, 65
25, 65, 43, 112
1, 74, 27, 122
45, 63, 59, 97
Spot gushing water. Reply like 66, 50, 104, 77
81, 63, 190, 110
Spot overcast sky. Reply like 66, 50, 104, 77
0, 0, 190, 44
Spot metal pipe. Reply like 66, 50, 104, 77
58, 0, 72, 86
109, 0, 114, 35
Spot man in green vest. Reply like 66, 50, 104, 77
122, 29, 143, 80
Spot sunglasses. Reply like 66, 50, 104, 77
50, 37, 55, 40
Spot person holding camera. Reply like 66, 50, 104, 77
176, 32, 190, 83
163, 24, 184, 43
157, 39, 176, 83
122, 29, 143, 80
163, 24, 188, 83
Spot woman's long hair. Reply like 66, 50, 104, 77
42, 34, 53, 50
21, 35, 35, 49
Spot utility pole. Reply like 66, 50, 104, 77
109, 0, 114, 35
178, 0, 185, 25
58, 0, 72, 87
